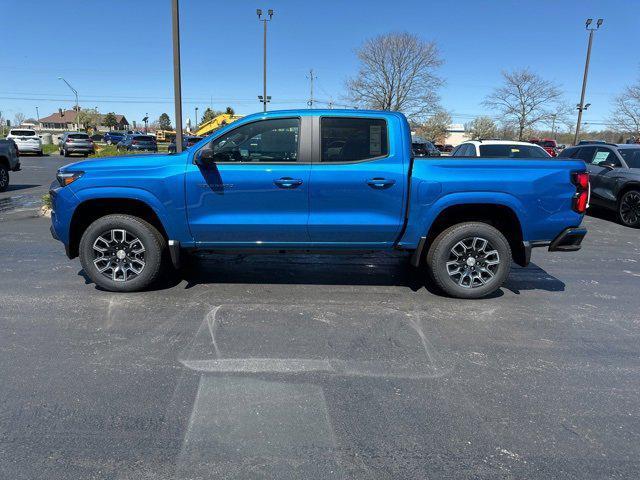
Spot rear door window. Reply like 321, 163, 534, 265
321, 117, 388, 162
574, 146, 597, 163
592, 147, 620, 166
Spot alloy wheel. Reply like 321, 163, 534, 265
446, 236, 500, 288
620, 191, 640, 226
92, 229, 146, 282
0, 168, 7, 189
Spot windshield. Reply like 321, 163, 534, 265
619, 148, 640, 168
10, 130, 35, 136
479, 144, 550, 158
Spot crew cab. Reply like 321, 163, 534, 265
50, 110, 588, 298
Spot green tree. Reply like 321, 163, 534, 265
466, 116, 497, 140
199, 108, 216, 126
77, 108, 100, 130
102, 112, 118, 130
158, 113, 172, 130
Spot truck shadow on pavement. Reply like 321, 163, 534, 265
79, 253, 566, 297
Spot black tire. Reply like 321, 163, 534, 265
425, 222, 512, 299
63, 149, 69, 157
618, 190, 640, 228
38, 150, 43, 156
0, 165, 9, 192
79, 214, 166, 292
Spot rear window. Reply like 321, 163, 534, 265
321, 117, 388, 162
541, 141, 556, 147
478, 144, 550, 158
10, 130, 35, 136
68, 134, 89, 139
134, 136, 155, 142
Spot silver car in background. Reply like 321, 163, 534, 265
6, 129, 43, 156
58, 132, 95, 157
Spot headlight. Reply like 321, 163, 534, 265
56, 170, 84, 187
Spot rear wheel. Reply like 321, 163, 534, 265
425, 222, 511, 299
0, 165, 9, 192
618, 190, 640, 228
79, 214, 166, 292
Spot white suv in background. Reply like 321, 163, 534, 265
451, 140, 550, 158
6, 129, 43, 156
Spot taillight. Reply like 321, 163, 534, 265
66, 138, 73, 143
132, 140, 138, 144
571, 171, 589, 214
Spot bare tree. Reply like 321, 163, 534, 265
465, 116, 497, 140
414, 110, 451, 142
13, 112, 25, 127
346, 32, 443, 120
608, 80, 640, 137
483, 68, 564, 140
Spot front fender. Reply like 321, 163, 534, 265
70, 186, 188, 242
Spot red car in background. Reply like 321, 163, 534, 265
529, 138, 559, 157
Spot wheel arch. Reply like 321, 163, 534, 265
415, 202, 526, 267
68, 197, 169, 259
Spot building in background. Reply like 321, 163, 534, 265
37, 110, 129, 132
445, 124, 469, 146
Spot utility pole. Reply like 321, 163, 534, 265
195, 106, 198, 129
171, 0, 184, 153
36, 106, 40, 131
306, 68, 315, 108
551, 114, 557, 140
574, 18, 603, 145
58, 76, 79, 130
256, 9, 274, 112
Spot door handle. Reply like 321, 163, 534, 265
274, 177, 303, 188
366, 178, 396, 189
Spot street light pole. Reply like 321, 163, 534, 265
256, 9, 274, 112
195, 107, 198, 130
574, 18, 603, 145
171, 0, 184, 153
58, 76, 79, 130
36, 106, 40, 131
551, 113, 557, 140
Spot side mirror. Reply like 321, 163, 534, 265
195, 148, 216, 167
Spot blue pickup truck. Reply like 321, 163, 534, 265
50, 110, 588, 298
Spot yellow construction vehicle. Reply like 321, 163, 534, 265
195, 113, 243, 137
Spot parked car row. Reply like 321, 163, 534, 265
116, 134, 158, 152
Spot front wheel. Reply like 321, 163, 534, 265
618, 190, 640, 228
425, 222, 512, 299
79, 214, 166, 292
0, 165, 9, 192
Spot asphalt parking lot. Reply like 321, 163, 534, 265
1, 155, 639, 479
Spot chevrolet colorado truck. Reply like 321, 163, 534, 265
0, 139, 21, 192
50, 110, 588, 298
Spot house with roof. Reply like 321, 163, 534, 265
38, 109, 130, 132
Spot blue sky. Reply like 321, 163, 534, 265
0, 0, 636, 131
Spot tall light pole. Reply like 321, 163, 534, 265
551, 113, 557, 140
256, 8, 274, 112
574, 18, 603, 145
58, 76, 79, 130
195, 106, 198, 129
171, 0, 184, 153
36, 106, 40, 131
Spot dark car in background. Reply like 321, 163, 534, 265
411, 141, 441, 157
116, 134, 158, 152
168, 135, 204, 153
104, 131, 126, 145
559, 142, 640, 227
58, 132, 95, 157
